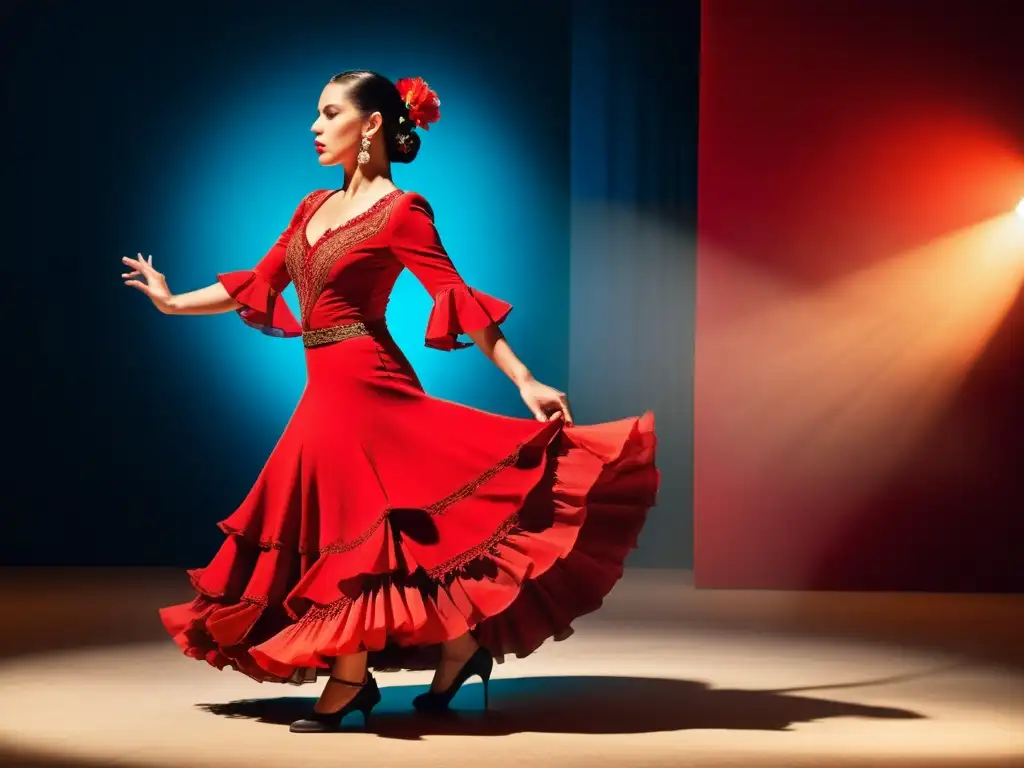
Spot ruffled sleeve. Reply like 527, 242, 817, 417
215, 269, 302, 337
390, 192, 513, 351
424, 285, 513, 351
215, 192, 316, 338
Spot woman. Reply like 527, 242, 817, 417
123, 70, 659, 733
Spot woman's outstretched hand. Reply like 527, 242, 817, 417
122, 253, 173, 313
519, 379, 574, 425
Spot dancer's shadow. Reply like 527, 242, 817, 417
197, 671, 928, 740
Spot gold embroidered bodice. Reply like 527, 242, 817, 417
284, 189, 404, 328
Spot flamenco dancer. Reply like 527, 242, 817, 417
122, 71, 659, 733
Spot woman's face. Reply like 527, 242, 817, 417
310, 82, 376, 168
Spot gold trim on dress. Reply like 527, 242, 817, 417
302, 322, 371, 348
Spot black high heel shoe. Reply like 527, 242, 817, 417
412, 646, 493, 714
289, 672, 381, 733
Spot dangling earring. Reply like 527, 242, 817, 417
357, 135, 371, 165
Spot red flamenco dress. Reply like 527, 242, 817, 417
159, 189, 659, 684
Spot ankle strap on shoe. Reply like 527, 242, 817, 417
328, 673, 368, 688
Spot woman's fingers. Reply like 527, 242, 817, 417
560, 403, 573, 425
122, 254, 163, 288
122, 253, 153, 274
559, 394, 573, 425
124, 280, 152, 296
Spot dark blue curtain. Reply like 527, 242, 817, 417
569, 0, 700, 568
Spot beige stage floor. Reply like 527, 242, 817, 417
0, 568, 1021, 768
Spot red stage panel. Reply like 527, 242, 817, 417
695, 0, 1024, 590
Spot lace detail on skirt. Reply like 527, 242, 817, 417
423, 447, 523, 515
428, 513, 521, 580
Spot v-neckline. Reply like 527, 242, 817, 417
303, 188, 403, 249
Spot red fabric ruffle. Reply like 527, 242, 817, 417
159, 413, 658, 684
424, 285, 513, 351
217, 270, 301, 338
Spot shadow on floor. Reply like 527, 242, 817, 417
197, 673, 926, 740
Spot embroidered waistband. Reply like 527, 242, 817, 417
302, 321, 372, 348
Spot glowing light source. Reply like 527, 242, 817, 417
1017, 197, 1024, 217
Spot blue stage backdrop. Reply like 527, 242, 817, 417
4, 2, 570, 565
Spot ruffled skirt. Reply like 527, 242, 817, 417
160, 323, 658, 684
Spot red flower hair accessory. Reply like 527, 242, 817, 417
396, 77, 441, 130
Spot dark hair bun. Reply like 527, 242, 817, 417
387, 125, 421, 164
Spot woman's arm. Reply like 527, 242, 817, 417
165, 283, 241, 316
466, 324, 572, 424
389, 194, 572, 423
123, 193, 311, 328
123, 254, 240, 315
465, 325, 533, 386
